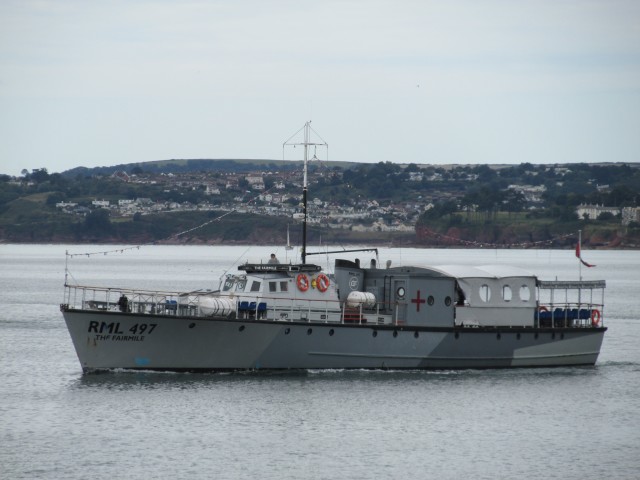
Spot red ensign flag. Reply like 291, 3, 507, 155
576, 243, 595, 268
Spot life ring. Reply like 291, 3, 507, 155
316, 273, 330, 293
296, 273, 309, 292
591, 309, 601, 327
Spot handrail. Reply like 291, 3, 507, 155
63, 284, 396, 323
537, 280, 606, 289
64, 284, 604, 329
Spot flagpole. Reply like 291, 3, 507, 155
577, 230, 583, 309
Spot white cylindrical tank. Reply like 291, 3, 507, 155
346, 291, 377, 309
199, 296, 236, 316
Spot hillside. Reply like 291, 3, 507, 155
1, 160, 639, 247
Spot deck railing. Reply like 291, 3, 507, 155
536, 280, 606, 328
64, 282, 606, 329
63, 284, 401, 325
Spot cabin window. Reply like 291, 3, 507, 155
519, 285, 531, 302
502, 285, 512, 302
250, 281, 261, 292
479, 284, 491, 302
280, 281, 288, 292
427, 295, 435, 306
269, 282, 277, 293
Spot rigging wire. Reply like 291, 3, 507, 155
219, 245, 253, 283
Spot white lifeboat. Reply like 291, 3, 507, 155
346, 291, 376, 309
199, 296, 236, 316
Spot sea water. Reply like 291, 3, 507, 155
1, 244, 639, 480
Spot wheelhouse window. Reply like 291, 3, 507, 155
269, 282, 277, 293
519, 285, 531, 302
250, 281, 261, 292
280, 281, 288, 292
224, 277, 247, 292
222, 276, 235, 291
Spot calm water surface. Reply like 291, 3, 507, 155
1, 245, 639, 479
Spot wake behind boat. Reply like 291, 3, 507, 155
60, 123, 607, 373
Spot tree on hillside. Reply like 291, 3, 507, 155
607, 185, 636, 206
26, 168, 50, 183
419, 200, 458, 221
83, 209, 113, 236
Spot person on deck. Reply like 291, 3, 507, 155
268, 253, 280, 264
117, 294, 129, 312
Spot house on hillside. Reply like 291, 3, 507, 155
111, 171, 130, 182
622, 207, 640, 225
575, 204, 619, 220
92, 199, 109, 208
246, 176, 265, 190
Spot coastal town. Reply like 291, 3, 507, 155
2, 160, 639, 246
46, 163, 640, 233
50, 168, 417, 233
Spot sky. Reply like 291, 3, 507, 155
1, 0, 639, 176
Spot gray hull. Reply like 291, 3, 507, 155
63, 309, 606, 372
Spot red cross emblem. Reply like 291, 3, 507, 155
411, 290, 426, 312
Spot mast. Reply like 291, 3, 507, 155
302, 122, 309, 263
283, 121, 328, 264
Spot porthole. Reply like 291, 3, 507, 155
454, 332, 460, 339
519, 285, 531, 302
189, 323, 196, 329
414, 331, 419, 338
561, 333, 565, 339
396, 287, 406, 298
444, 296, 452, 307
393, 330, 398, 338
307, 328, 313, 335
552, 332, 556, 340
497, 332, 501, 340
479, 284, 491, 302
239, 325, 245, 332
427, 296, 434, 306
502, 285, 512, 302
534, 332, 539, 340
516, 333, 521, 340
329, 329, 335, 336
372, 330, 378, 338
284, 328, 290, 335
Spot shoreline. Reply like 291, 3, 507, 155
2, 240, 638, 250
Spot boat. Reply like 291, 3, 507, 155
60, 122, 607, 373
